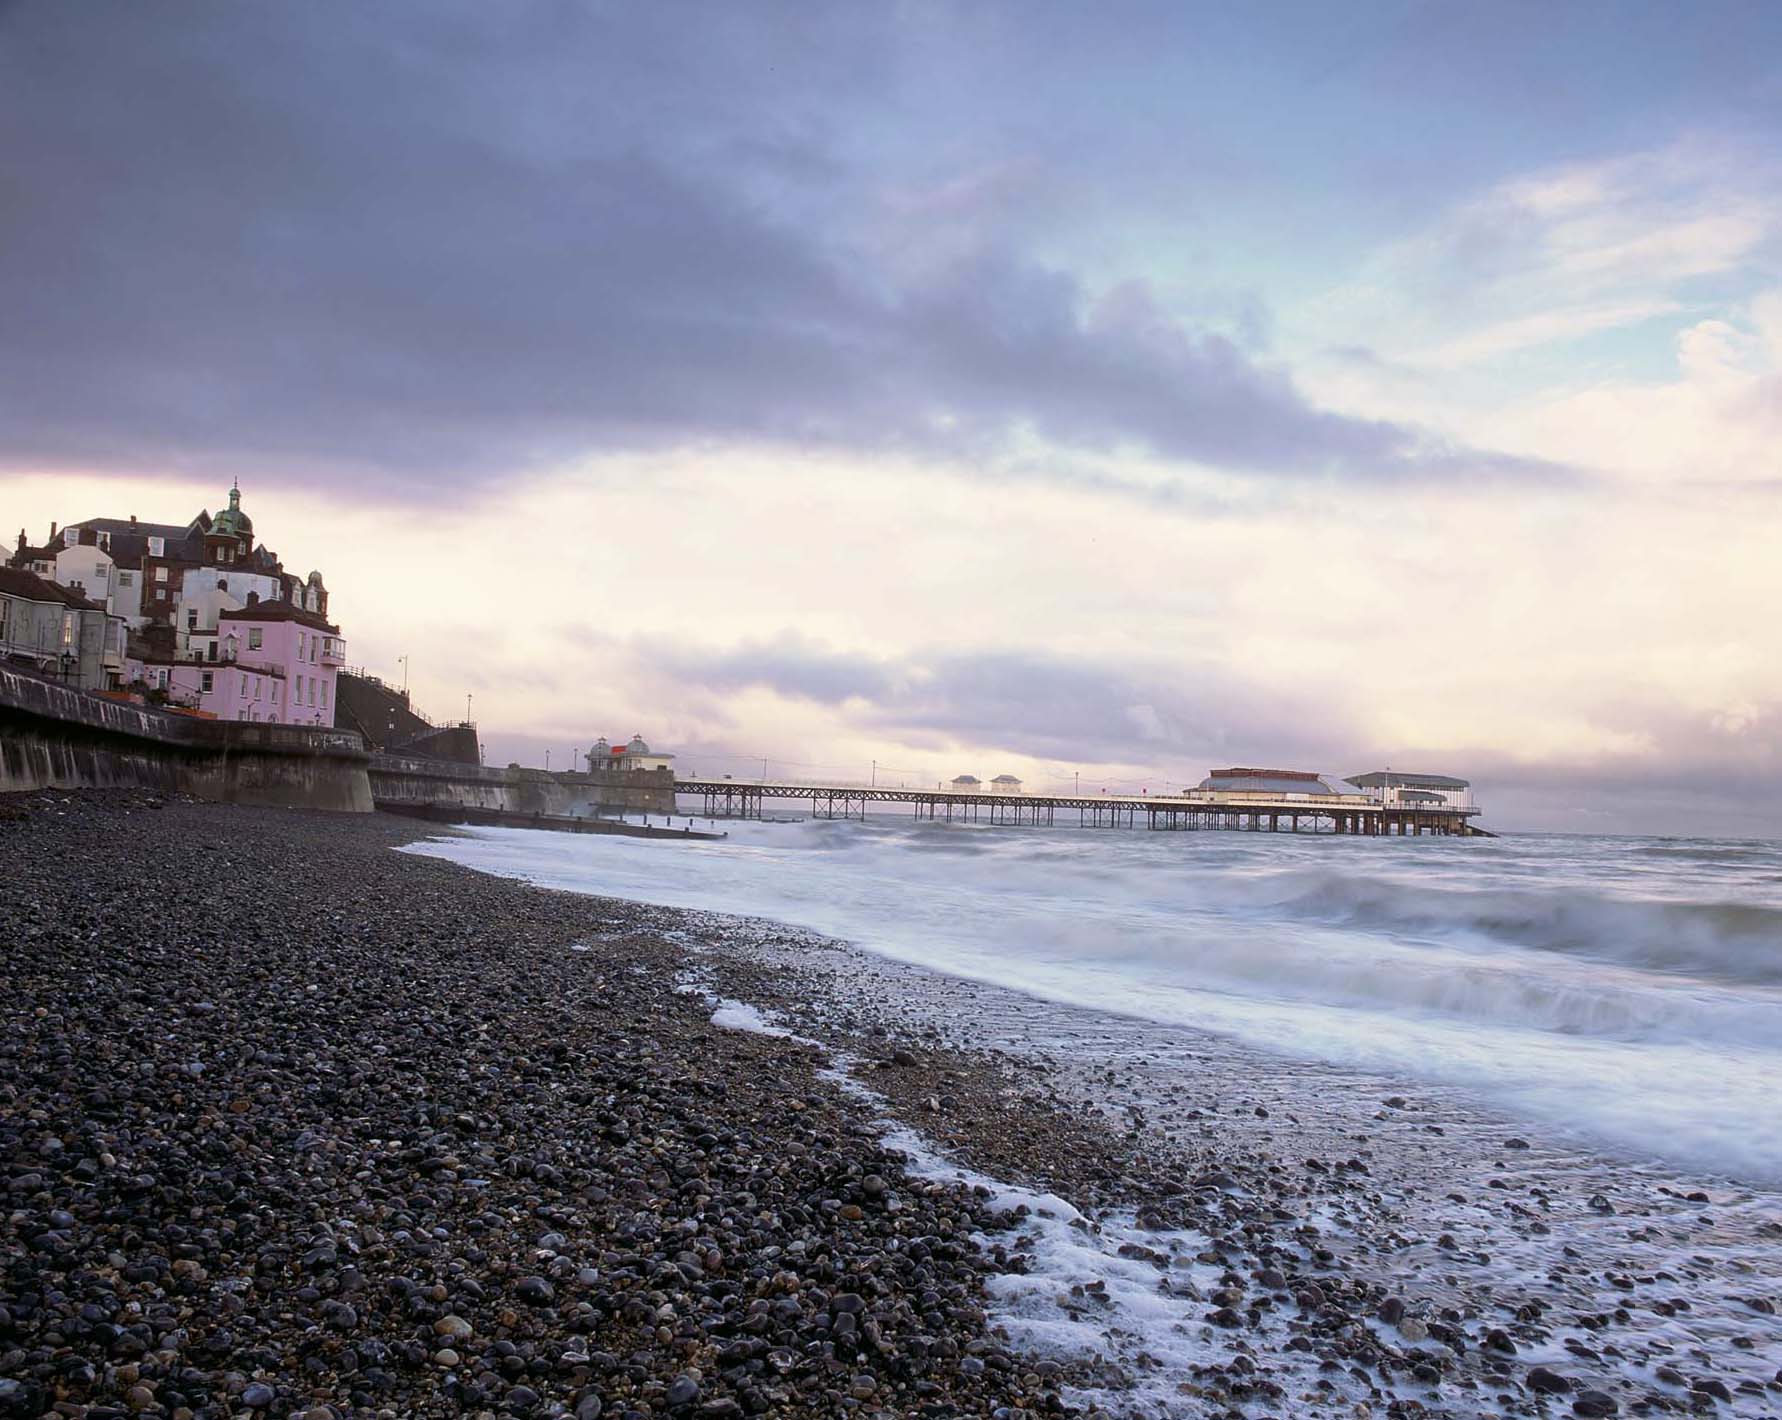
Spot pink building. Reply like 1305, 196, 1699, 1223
128, 600, 345, 724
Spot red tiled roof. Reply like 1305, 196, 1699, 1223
218, 601, 339, 633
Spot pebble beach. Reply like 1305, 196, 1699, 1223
0, 794, 1091, 1420
4, 795, 1779, 1420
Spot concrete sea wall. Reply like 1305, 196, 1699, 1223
1, 666, 680, 819
0, 665, 373, 811
367, 757, 679, 818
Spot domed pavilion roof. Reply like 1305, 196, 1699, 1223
212, 483, 253, 539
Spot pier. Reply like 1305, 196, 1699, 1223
673, 778, 1486, 836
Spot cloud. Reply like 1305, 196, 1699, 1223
597, 630, 1368, 770
1466, 293, 1782, 483
652, 633, 904, 709
0, 0, 1542, 495
515, 622, 1782, 834
1456, 695, 1782, 837
1315, 137, 1782, 371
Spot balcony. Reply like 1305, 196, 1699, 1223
320, 637, 346, 665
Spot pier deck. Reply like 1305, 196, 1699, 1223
672, 779, 1483, 836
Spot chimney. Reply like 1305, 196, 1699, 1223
49, 522, 58, 541
130, 514, 138, 527
246, 591, 259, 606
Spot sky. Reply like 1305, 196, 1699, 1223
3, 1, 1780, 835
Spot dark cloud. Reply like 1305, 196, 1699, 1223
0, 1, 1551, 494
654, 633, 904, 709
634, 632, 1361, 770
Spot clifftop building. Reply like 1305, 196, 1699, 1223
0, 566, 125, 690
12, 484, 341, 718
13, 484, 328, 646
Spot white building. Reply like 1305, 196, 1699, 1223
989, 774, 1023, 794
1343, 771, 1473, 809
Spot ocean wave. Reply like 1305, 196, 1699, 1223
406, 819, 1782, 1181
1240, 872, 1782, 987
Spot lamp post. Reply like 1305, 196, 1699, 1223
398, 654, 409, 695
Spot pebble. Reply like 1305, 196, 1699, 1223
0, 796, 1077, 1420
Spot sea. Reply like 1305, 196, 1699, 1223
411, 815, 1782, 1184
405, 815, 1782, 1414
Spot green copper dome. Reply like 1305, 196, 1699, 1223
212, 482, 253, 537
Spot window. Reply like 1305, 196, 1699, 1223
186, 609, 197, 629
248, 628, 262, 650
149, 537, 164, 557
155, 566, 168, 583
201, 671, 213, 692
254, 678, 262, 700
308, 681, 316, 706
0, 599, 8, 639
118, 570, 134, 587
297, 632, 306, 659
240, 674, 247, 695
61, 613, 74, 646
321, 682, 329, 708
207, 642, 217, 662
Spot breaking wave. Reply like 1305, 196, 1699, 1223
408, 819, 1782, 1182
